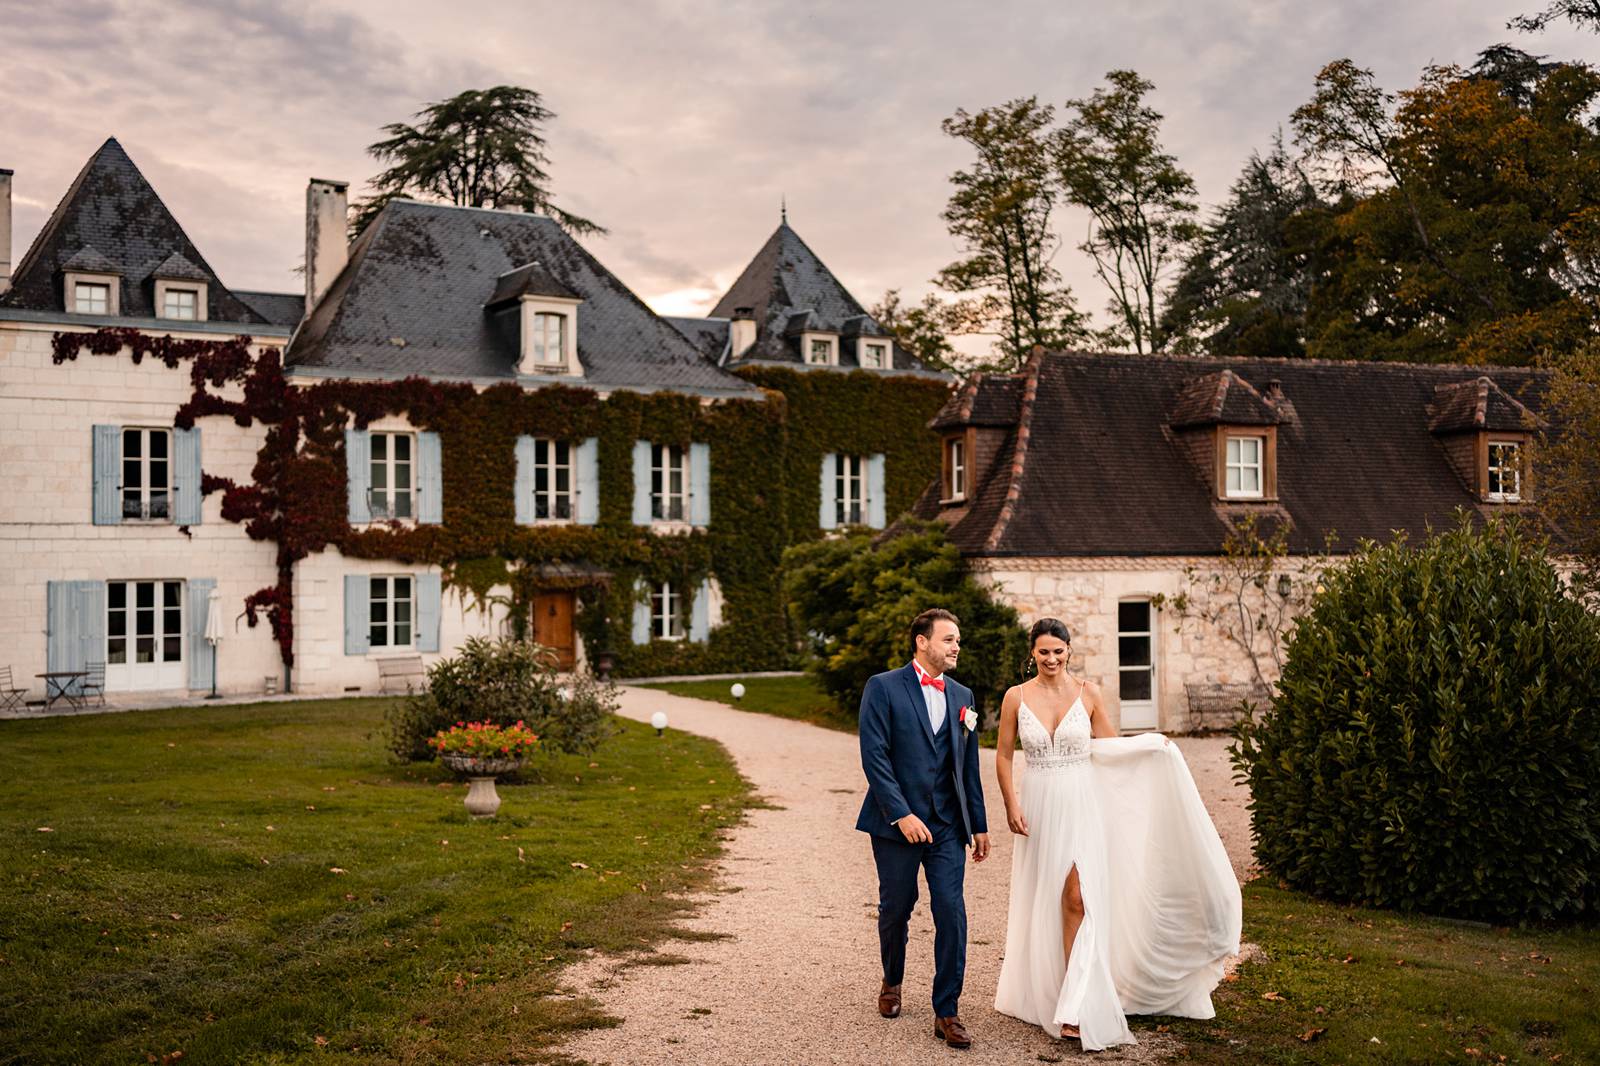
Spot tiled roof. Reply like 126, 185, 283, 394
150, 251, 209, 281
1168, 369, 1282, 428
664, 316, 729, 360
487, 260, 581, 305
916, 351, 1551, 557
233, 290, 305, 328
0, 138, 269, 324
705, 221, 929, 372
1428, 376, 1543, 434
284, 200, 761, 396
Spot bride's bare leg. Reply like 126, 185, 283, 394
1060, 864, 1084, 1039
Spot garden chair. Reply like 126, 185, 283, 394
0, 666, 25, 711
79, 662, 107, 708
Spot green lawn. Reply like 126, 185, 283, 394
1163, 880, 1600, 1064
637, 674, 853, 731
0, 698, 748, 1065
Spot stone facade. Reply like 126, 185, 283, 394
975, 555, 1317, 733
0, 321, 288, 698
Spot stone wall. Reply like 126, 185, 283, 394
0, 320, 285, 699
974, 555, 1317, 733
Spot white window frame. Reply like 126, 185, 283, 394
532, 438, 575, 521
121, 426, 173, 521
73, 279, 112, 315
532, 312, 566, 366
1487, 440, 1522, 502
804, 332, 838, 366
652, 443, 689, 522
160, 286, 199, 321
946, 436, 967, 501
106, 578, 185, 669
859, 338, 889, 369
1224, 435, 1265, 499
651, 581, 685, 641
369, 574, 415, 650
368, 431, 416, 520
836, 454, 866, 526
1116, 599, 1157, 731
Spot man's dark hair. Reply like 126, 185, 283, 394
909, 608, 960, 657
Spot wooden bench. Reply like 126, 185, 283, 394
376, 655, 428, 694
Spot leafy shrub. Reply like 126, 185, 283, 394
782, 520, 1030, 726
1234, 517, 1600, 923
386, 637, 618, 761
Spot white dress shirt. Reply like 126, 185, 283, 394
913, 660, 948, 734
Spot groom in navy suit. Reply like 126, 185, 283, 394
857, 608, 990, 1049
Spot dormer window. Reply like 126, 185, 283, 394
74, 281, 111, 315
943, 434, 968, 502
860, 339, 889, 369
1487, 440, 1522, 502
808, 336, 836, 365
161, 287, 198, 320
531, 312, 566, 366
1224, 435, 1265, 499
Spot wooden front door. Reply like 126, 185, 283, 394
531, 590, 577, 669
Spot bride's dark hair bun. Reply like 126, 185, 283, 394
1029, 617, 1071, 647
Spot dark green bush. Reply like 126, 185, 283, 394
386, 637, 619, 761
782, 520, 1030, 726
1234, 517, 1600, 923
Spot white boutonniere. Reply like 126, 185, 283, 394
960, 705, 978, 732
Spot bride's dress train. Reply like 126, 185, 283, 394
992, 698, 1241, 1050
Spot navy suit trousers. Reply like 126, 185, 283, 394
871, 826, 968, 1018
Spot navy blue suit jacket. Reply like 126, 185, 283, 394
856, 662, 988, 846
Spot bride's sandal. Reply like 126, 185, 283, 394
1059, 1024, 1081, 1041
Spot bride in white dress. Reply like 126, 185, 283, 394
992, 618, 1242, 1050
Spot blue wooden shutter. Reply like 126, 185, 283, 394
417, 431, 442, 524
689, 442, 711, 527
345, 429, 372, 524
514, 436, 535, 524
631, 578, 652, 644
187, 577, 216, 689
867, 453, 887, 529
48, 580, 105, 694
343, 575, 370, 655
690, 577, 712, 643
416, 572, 442, 652
576, 437, 600, 525
173, 426, 203, 526
632, 440, 653, 524
92, 425, 121, 525
818, 452, 837, 529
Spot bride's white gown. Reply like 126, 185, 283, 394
992, 698, 1242, 1050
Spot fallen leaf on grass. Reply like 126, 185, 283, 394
699, 805, 713, 811
517, 848, 525, 862
329, 867, 347, 875
169, 913, 182, 921
560, 921, 573, 933
37, 827, 53, 833
265, 826, 276, 832
305, 805, 316, 811
1314, 1006, 1327, 1015
314, 1035, 328, 1047
604, 870, 621, 876
322, 786, 336, 792
1297, 1028, 1327, 1043
570, 862, 589, 869
1261, 991, 1285, 1001
1155, 1024, 1171, 1033
439, 840, 449, 846
1342, 954, 1356, 964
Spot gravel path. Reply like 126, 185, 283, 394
559, 687, 1254, 1066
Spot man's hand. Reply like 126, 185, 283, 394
971, 833, 991, 862
896, 813, 933, 844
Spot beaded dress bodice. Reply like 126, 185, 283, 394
1018, 696, 1091, 772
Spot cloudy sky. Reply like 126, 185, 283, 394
2, 0, 1595, 341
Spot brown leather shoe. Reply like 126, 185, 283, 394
878, 981, 901, 1018
934, 1015, 972, 1049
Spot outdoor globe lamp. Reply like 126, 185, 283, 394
651, 711, 668, 736
731, 682, 746, 700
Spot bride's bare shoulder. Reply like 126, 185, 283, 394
1001, 683, 1027, 711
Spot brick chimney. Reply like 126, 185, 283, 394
305, 178, 349, 311
729, 306, 756, 358
0, 168, 13, 295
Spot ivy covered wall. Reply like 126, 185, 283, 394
52, 330, 952, 679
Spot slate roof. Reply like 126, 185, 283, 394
915, 351, 1551, 557
0, 138, 269, 324
664, 315, 729, 359
487, 260, 581, 305
703, 221, 929, 371
233, 290, 306, 328
284, 199, 761, 396
150, 251, 209, 281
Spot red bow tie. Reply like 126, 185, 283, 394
919, 672, 945, 692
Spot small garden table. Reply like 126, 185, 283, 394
36, 671, 87, 711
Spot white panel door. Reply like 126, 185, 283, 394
1117, 599, 1158, 731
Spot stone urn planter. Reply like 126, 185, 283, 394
439, 753, 525, 819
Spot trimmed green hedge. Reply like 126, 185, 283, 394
1234, 518, 1600, 923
